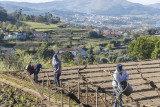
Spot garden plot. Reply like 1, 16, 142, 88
0, 82, 46, 107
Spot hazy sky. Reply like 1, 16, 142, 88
0, 0, 160, 5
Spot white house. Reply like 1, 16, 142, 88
59, 48, 79, 56
4, 32, 26, 40
77, 46, 88, 58
0, 47, 15, 54
58, 47, 88, 58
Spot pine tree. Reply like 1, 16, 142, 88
88, 46, 94, 64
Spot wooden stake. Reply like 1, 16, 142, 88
42, 72, 45, 94
46, 73, 50, 105
78, 82, 80, 100
68, 81, 70, 107
24, 70, 45, 99
86, 83, 88, 105
96, 87, 98, 107
61, 80, 63, 107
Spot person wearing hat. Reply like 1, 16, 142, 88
23, 63, 42, 83
51, 54, 62, 87
112, 64, 129, 107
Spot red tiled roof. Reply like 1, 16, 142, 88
103, 31, 120, 35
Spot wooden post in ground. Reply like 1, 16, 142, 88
78, 82, 80, 100
46, 73, 50, 105
55, 85, 57, 104
46, 71, 51, 84
86, 83, 88, 105
54, 74, 56, 84
104, 93, 107, 107
61, 80, 63, 107
41, 72, 45, 105
96, 87, 98, 107
68, 81, 70, 107
24, 70, 45, 99
42, 72, 45, 94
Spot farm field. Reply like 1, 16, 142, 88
42, 59, 160, 106
1, 59, 160, 107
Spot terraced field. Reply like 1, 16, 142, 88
41, 59, 160, 107
1, 59, 160, 107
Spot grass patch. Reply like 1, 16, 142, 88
22, 21, 59, 29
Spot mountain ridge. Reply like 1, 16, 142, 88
0, 0, 160, 16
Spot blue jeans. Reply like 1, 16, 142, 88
55, 73, 61, 86
34, 63, 42, 83
113, 86, 122, 107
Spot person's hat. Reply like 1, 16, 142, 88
116, 64, 122, 71
53, 54, 58, 60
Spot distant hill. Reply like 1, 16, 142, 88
0, 0, 160, 16
148, 3, 160, 9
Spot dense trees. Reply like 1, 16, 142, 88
13, 9, 61, 24
127, 36, 158, 60
61, 51, 74, 63
1, 8, 60, 25
88, 31, 103, 38
146, 29, 158, 35
0, 7, 7, 21
37, 43, 54, 59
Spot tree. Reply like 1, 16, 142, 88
151, 40, 160, 59
147, 29, 158, 35
37, 43, 54, 59
0, 7, 7, 21
127, 36, 158, 60
132, 34, 140, 39
88, 31, 99, 38
107, 43, 111, 50
6, 24, 13, 31
2, 21, 6, 28
12, 25, 17, 31
88, 46, 94, 63
77, 53, 84, 64
23, 15, 29, 21
61, 51, 74, 63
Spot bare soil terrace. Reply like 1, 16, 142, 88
1, 59, 160, 107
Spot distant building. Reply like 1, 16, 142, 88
0, 47, 15, 54
58, 46, 88, 58
103, 30, 122, 36
32, 31, 47, 38
4, 32, 26, 40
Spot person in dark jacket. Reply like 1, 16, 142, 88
23, 63, 42, 83
51, 54, 62, 87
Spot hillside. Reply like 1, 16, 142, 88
148, 3, 160, 9
1, 59, 160, 106
0, 0, 160, 16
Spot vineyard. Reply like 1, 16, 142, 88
1, 59, 160, 107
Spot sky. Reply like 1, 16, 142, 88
0, 0, 160, 5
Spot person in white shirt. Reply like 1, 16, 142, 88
112, 64, 129, 107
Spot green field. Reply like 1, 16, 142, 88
22, 21, 59, 30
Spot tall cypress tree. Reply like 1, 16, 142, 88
88, 46, 94, 63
